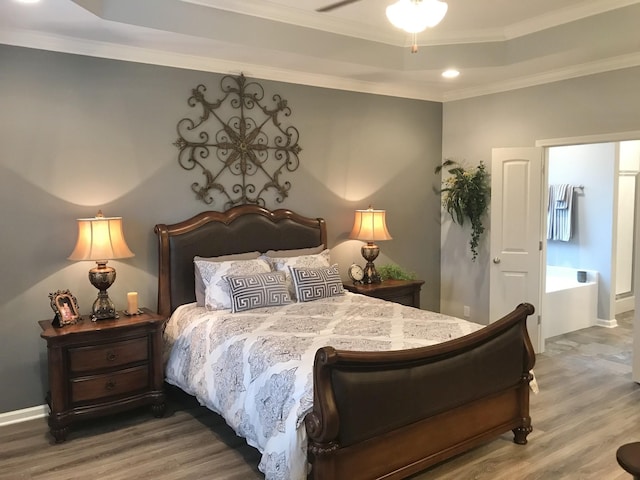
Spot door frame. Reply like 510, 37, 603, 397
535, 129, 640, 381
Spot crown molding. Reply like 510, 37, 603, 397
443, 51, 640, 101
504, 0, 640, 40
0, 27, 443, 102
4, 24, 640, 104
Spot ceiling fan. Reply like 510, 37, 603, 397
316, 0, 362, 13
316, 0, 448, 53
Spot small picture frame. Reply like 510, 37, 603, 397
49, 289, 81, 327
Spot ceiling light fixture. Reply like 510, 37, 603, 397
386, 0, 448, 53
442, 69, 460, 78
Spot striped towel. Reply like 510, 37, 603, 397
548, 184, 574, 241
555, 183, 570, 209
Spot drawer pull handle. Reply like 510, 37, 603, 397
106, 351, 117, 362
105, 380, 116, 391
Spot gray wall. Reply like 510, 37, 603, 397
441, 67, 640, 324
0, 44, 443, 413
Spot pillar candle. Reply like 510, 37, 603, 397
127, 292, 138, 314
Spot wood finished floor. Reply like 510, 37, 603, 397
1, 311, 636, 480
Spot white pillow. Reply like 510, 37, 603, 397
193, 252, 261, 306
261, 249, 331, 300
195, 257, 271, 310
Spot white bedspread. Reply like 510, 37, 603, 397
163, 292, 482, 480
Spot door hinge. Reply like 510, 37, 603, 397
537, 315, 541, 325
539, 241, 542, 251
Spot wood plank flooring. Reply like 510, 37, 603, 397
1, 311, 636, 480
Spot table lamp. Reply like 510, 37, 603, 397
68, 210, 135, 320
349, 206, 392, 284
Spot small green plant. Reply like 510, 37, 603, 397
435, 159, 490, 261
378, 264, 416, 281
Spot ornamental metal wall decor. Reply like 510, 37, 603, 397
174, 73, 302, 207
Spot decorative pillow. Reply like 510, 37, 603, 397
195, 258, 271, 310
264, 245, 325, 258
194, 252, 261, 306
289, 264, 344, 302
224, 271, 291, 313
261, 249, 331, 299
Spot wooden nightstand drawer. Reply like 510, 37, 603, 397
69, 337, 148, 373
70, 365, 149, 404
40, 308, 167, 442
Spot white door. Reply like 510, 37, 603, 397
490, 147, 544, 352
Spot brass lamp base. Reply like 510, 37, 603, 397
361, 242, 381, 284
89, 261, 119, 320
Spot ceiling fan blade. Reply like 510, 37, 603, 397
316, 0, 363, 13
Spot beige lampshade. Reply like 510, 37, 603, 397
349, 207, 393, 242
68, 211, 135, 261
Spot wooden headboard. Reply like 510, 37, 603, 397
154, 205, 327, 318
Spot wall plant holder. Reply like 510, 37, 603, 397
174, 73, 302, 208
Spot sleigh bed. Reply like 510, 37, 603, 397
155, 205, 536, 480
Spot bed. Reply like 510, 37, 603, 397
155, 205, 536, 480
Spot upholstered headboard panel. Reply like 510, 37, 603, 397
154, 205, 327, 317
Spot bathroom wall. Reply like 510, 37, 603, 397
547, 143, 616, 322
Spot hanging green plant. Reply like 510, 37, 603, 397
435, 159, 490, 261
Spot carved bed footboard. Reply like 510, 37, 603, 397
305, 302, 535, 480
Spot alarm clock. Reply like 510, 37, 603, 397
348, 263, 365, 284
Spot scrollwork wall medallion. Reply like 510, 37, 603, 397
174, 73, 302, 207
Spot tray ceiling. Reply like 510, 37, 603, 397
1, 0, 640, 101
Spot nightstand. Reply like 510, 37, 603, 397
39, 308, 166, 443
343, 279, 425, 308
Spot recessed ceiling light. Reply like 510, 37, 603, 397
442, 69, 460, 79
14, 0, 41, 3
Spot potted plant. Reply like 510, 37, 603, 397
435, 159, 490, 261
378, 264, 416, 281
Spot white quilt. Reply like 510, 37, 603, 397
163, 292, 482, 480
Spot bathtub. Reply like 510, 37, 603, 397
543, 266, 599, 339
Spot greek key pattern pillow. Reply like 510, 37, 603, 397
261, 249, 331, 300
224, 271, 292, 313
289, 264, 344, 302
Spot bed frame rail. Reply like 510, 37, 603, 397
305, 302, 535, 480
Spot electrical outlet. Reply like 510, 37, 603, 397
463, 305, 470, 318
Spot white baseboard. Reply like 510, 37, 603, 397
596, 317, 618, 328
0, 404, 48, 427
616, 296, 635, 315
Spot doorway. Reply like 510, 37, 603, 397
535, 132, 640, 380
543, 141, 638, 339
490, 133, 639, 359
